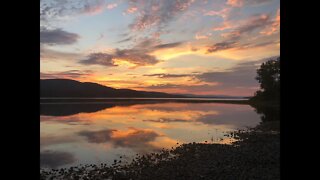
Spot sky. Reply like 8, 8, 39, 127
40, 0, 280, 96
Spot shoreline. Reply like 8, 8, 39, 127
40, 124, 280, 180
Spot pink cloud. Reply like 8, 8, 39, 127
126, 7, 138, 14
83, 5, 104, 15
107, 3, 118, 10
260, 9, 280, 35
129, 0, 195, 31
82, 3, 117, 15
204, 8, 231, 19
220, 14, 271, 39
212, 22, 233, 31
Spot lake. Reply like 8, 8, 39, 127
40, 100, 262, 169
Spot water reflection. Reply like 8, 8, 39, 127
251, 103, 280, 131
40, 101, 262, 168
40, 150, 76, 168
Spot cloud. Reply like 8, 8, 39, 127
142, 83, 248, 96
153, 42, 184, 49
40, 70, 93, 79
143, 118, 189, 123
212, 22, 234, 31
78, 128, 161, 152
133, 37, 162, 49
80, 38, 184, 67
82, 2, 105, 15
141, 57, 278, 96
195, 32, 212, 40
197, 70, 256, 88
117, 37, 133, 43
128, 0, 195, 31
206, 39, 278, 54
40, 0, 113, 23
226, 0, 272, 7
111, 128, 160, 149
144, 73, 191, 78
204, 7, 231, 19
40, 28, 80, 45
222, 14, 271, 39
107, 3, 118, 10
78, 129, 114, 143
40, 46, 81, 60
124, 6, 138, 14
237, 40, 279, 50
145, 84, 183, 89
207, 14, 275, 53
260, 9, 280, 35
196, 59, 267, 88
207, 41, 238, 53
81, 53, 117, 66
40, 150, 76, 168
81, 50, 159, 67
227, 0, 243, 7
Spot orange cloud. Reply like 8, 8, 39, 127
227, 0, 244, 7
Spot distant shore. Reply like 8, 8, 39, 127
40, 97, 250, 104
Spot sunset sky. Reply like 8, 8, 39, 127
40, 0, 280, 96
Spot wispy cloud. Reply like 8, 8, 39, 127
80, 38, 184, 67
207, 13, 276, 53
227, 0, 272, 8
204, 7, 231, 19
144, 73, 191, 78
222, 14, 271, 39
40, 70, 93, 79
260, 9, 280, 35
117, 37, 133, 43
40, 27, 80, 45
81, 50, 159, 67
128, 0, 195, 31
40, 0, 117, 24
40, 46, 81, 60
107, 3, 118, 10
207, 41, 238, 53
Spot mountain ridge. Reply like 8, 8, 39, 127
40, 79, 185, 98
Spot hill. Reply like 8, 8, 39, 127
40, 79, 185, 98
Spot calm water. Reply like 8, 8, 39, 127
40, 101, 261, 169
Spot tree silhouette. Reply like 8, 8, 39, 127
251, 57, 280, 102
